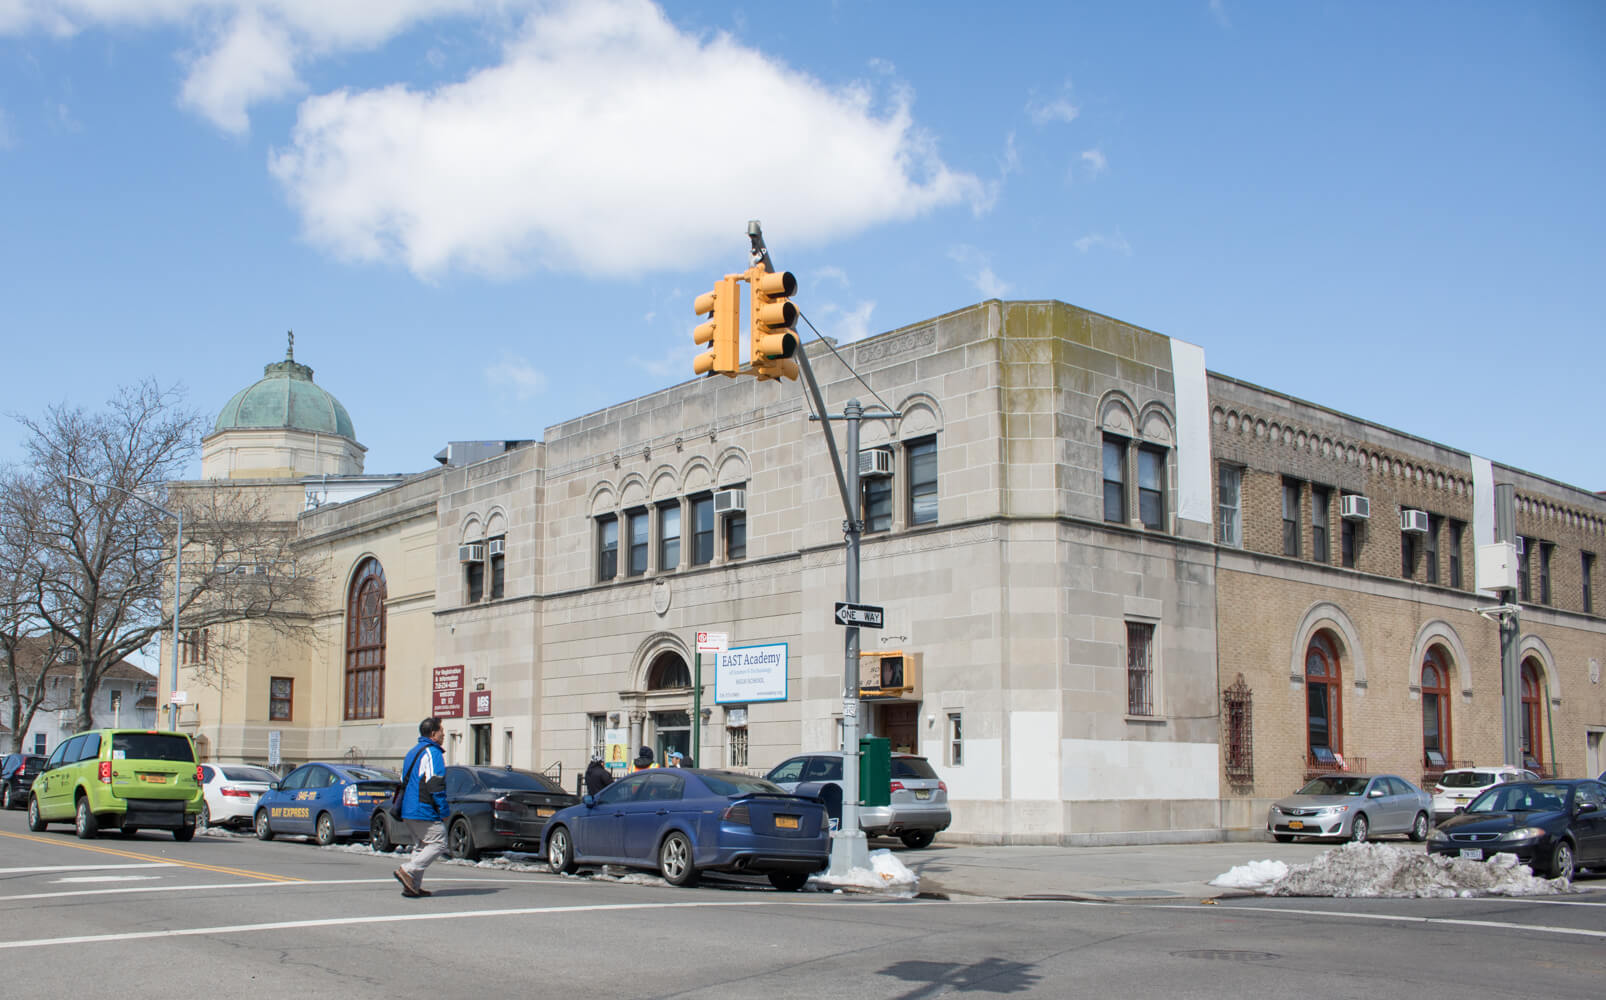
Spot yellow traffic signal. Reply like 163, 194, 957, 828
747, 268, 799, 381
692, 276, 740, 377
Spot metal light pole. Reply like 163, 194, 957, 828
68, 476, 183, 731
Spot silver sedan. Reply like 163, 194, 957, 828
1267, 773, 1433, 843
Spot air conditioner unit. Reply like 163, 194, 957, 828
713, 488, 746, 514
1400, 509, 1430, 534
487, 538, 506, 558
458, 543, 485, 563
1339, 495, 1370, 520
858, 449, 893, 478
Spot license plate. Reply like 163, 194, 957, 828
1459, 848, 1484, 860
140, 774, 168, 784
1288, 820, 1304, 830
774, 815, 800, 830
915, 790, 931, 800
535, 807, 554, 817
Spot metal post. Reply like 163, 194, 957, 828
827, 399, 870, 875
169, 508, 182, 732
692, 650, 702, 766
1494, 484, 1522, 768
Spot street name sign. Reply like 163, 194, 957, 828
833, 602, 884, 628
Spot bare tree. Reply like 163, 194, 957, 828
6, 380, 322, 733
0, 468, 74, 752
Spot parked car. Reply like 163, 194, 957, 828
1428, 779, 1606, 880
370, 765, 579, 860
1267, 773, 1432, 843
1, 753, 47, 810
1431, 766, 1540, 822
542, 768, 830, 890
27, 729, 202, 840
764, 751, 951, 849
253, 762, 398, 846
198, 763, 280, 829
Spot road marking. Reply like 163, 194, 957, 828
0, 863, 177, 875
0, 876, 545, 904
0, 898, 942, 950
0, 830, 303, 884
53, 875, 162, 884
1154, 901, 1606, 940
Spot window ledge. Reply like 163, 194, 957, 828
1124, 714, 1166, 725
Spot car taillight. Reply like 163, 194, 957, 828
342, 785, 359, 806
493, 796, 511, 812
221, 786, 253, 797
98, 761, 112, 784
722, 802, 751, 826
889, 781, 905, 793
196, 766, 204, 784
938, 780, 947, 793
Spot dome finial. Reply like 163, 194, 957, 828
286, 330, 295, 362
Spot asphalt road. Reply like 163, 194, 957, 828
2, 808, 1604, 999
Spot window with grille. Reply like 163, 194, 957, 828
1223, 677, 1253, 782
1126, 622, 1155, 716
589, 714, 606, 760
727, 727, 749, 768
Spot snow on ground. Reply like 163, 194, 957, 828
809, 849, 918, 896
1211, 843, 1575, 897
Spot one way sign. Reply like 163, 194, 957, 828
833, 602, 884, 628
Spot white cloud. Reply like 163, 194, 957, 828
268, 0, 987, 277
814, 265, 850, 288
179, 9, 301, 133
1026, 85, 1079, 126
1080, 148, 1107, 176
807, 299, 876, 344
1073, 231, 1132, 256
1210, 0, 1232, 29
948, 245, 1009, 298
484, 351, 546, 400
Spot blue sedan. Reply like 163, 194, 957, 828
542, 768, 830, 890
254, 762, 399, 846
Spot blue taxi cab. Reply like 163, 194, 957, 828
254, 762, 398, 846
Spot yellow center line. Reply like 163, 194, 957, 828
0, 831, 304, 883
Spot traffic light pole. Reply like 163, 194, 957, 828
1494, 483, 1524, 768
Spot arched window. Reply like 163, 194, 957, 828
345, 558, 387, 720
1520, 659, 1543, 769
1305, 632, 1343, 760
646, 652, 691, 690
1421, 648, 1451, 767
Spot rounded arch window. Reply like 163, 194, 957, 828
646, 651, 691, 690
1421, 647, 1451, 767
345, 558, 387, 720
1305, 631, 1343, 760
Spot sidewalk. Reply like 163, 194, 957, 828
897, 840, 1335, 901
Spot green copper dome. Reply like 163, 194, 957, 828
214, 333, 356, 440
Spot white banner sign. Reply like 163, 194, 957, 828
713, 643, 788, 704
268, 730, 282, 767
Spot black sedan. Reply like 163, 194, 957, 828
1, 754, 46, 810
1428, 778, 1606, 880
370, 765, 578, 861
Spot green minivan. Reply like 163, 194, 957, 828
28, 729, 203, 841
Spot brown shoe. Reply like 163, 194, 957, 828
393, 867, 420, 895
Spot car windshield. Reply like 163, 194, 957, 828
220, 765, 278, 783
699, 772, 787, 796
340, 766, 398, 781
1468, 783, 1571, 814
1296, 776, 1369, 796
111, 733, 193, 762
1440, 771, 1497, 789
891, 757, 939, 780
476, 769, 565, 793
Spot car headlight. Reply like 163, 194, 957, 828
1429, 828, 1450, 843
1499, 826, 1546, 842
1317, 805, 1349, 816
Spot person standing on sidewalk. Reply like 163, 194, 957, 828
395, 717, 449, 898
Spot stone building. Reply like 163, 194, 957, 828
174, 302, 1605, 844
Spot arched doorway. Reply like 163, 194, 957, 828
1421, 647, 1452, 768
1521, 658, 1544, 772
646, 651, 692, 764
1305, 632, 1343, 766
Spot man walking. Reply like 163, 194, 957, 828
395, 717, 449, 898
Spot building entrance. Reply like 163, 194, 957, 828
877, 703, 919, 754
654, 710, 691, 764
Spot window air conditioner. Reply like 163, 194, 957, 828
1339, 495, 1370, 520
487, 538, 506, 557
713, 488, 746, 514
1400, 509, 1430, 534
858, 449, 893, 478
458, 543, 485, 563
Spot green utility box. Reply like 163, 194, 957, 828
859, 735, 891, 807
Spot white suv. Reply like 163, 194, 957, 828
764, 751, 951, 849
1431, 766, 1539, 821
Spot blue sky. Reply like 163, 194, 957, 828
2, 1, 1602, 491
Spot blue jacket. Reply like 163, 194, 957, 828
399, 737, 448, 822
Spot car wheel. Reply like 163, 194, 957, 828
1273, 834, 1295, 843
1348, 814, 1369, 843
370, 812, 396, 853
448, 818, 478, 861
1409, 811, 1430, 842
899, 829, 935, 850
26, 795, 46, 832
173, 823, 195, 842
659, 831, 699, 887
2, 783, 12, 810
1550, 840, 1575, 881
255, 809, 274, 841
75, 797, 99, 840
547, 825, 578, 874
767, 871, 808, 892
199, 802, 211, 829
314, 812, 336, 847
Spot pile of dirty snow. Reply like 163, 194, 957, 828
810, 849, 918, 896
1213, 843, 1574, 898
442, 852, 550, 874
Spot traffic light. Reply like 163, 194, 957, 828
692, 276, 740, 377
747, 268, 799, 381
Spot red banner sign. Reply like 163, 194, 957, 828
433, 665, 465, 718
469, 690, 492, 718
